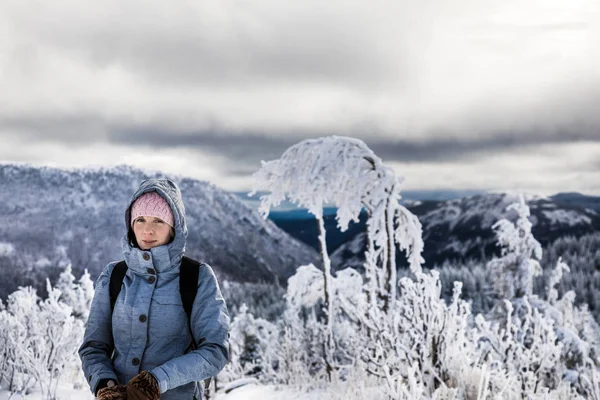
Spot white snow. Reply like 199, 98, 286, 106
0, 386, 93, 400
0, 242, 15, 257
542, 209, 592, 226
0, 382, 342, 400
33, 257, 52, 269
216, 385, 323, 400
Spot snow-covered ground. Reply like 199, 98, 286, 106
0, 383, 319, 400
0, 385, 93, 400
215, 384, 317, 400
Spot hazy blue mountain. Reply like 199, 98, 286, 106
0, 163, 319, 298
238, 189, 484, 211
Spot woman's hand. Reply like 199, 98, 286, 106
97, 382, 127, 400
127, 371, 160, 400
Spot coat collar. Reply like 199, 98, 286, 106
121, 242, 175, 274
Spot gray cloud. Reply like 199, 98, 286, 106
4, 2, 402, 90
0, 114, 110, 145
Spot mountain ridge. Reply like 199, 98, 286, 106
0, 163, 319, 298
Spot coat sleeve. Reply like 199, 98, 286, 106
149, 264, 230, 394
78, 262, 119, 394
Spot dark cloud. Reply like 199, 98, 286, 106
108, 125, 600, 170
3, 108, 598, 171
368, 130, 600, 163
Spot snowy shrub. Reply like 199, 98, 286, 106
226, 304, 279, 381
355, 271, 481, 399
0, 286, 39, 396
476, 298, 565, 396
0, 266, 87, 400
485, 198, 600, 377
276, 307, 327, 386
276, 264, 365, 385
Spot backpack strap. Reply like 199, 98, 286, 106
180, 256, 201, 325
109, 261, 128, 312
179, 256, 210, 396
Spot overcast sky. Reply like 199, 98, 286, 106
1, 0, 599, 195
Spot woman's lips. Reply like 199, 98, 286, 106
142, 240, 157, 244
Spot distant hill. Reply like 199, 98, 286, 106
551, 192, 600, 213
0, 163, 319, 298
250, 192, 600, 271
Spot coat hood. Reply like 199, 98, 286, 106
122, 179, 187, 270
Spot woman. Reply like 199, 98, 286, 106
79, 179, 230, 400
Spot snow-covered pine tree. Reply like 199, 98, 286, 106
488, 194, 542, 303
47, 265, 94, 390
55, 264, 94, 321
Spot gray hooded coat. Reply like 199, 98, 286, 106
79, 179, 230, 399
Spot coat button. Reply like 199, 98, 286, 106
148, 276, 156, 284
147, 268, 156, 274
139, 314, 147, 323
142, 253, 150, 261
132, 358, 140, 366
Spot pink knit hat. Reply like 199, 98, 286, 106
130, 192, 175, 228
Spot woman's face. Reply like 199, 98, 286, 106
132, 216, 174, 250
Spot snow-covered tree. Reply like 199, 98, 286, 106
251, 136, 380, 375
360, 169, 423, 312
251, 135, 424, 376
